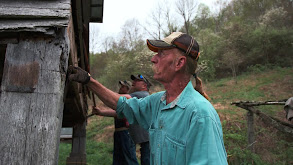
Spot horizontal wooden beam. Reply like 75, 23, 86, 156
0, 0, 71, 33
0, 19, 68, 34
231, 100, 286, 107
0, 0, 70, 10
0, 7, 70, 19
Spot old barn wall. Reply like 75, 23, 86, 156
0, 29, 69, 165
0, 0, 70, 34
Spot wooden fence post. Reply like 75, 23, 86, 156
247, 111, 255, 153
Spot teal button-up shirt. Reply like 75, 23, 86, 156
116, 82, 228, 165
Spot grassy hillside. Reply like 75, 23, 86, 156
207, 67, 293, 164
59, 67, 293, 165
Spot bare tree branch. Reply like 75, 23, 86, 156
175, 0, 198, 34
89, 24, 100, 53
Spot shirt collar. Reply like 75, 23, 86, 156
160, 81, 196, 109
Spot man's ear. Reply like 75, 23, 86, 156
175, 56, 186, 71
143, 83, 148, 90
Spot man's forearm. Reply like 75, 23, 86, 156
87, 77, 120, 110
99, 109, 117, 117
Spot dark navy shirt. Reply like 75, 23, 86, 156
128, 91, 150, 144
114, 117, 127, 128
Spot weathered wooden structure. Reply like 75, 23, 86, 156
231, 100, 293, 152
0, 0, 103, 164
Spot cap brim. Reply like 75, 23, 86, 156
147, 39, 174, 52
131, 75, 152, 87
130, 75, 137, 80
119, 80, 126, 86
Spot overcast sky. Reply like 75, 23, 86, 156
90, 0, 226, 53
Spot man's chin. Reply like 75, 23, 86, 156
153, 74, 162, 81
152, 74, 158, 80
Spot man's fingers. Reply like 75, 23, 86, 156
68, 65, 79, 74
92, 106, 100, 112
68, 74, 78, 81
67, 66, 90, 84
92, 106, 101, 115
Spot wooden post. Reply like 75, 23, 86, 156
66, 121, 87, 165
247, 111, 255, 152
232, 101, 293, 152
0, 29, 69, 164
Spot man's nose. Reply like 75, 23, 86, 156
151, 54, 158, 64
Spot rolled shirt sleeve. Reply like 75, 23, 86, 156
116, 96, 153, 131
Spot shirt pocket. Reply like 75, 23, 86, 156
162, 134, 186, 165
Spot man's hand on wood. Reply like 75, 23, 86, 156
68, 65, 91, 84
92, 106, 103, 116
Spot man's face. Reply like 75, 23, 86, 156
151, 49, 178, 82
130, 79, 147, 92
118, 85, 129, 94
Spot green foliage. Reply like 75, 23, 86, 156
86, 140, 113, 165
228, 148, 264, 165
209, 67, 293, 164
90, 52, 109, 78
276, 140, 293, 164
92, 0, 293, 82
86, 117, 114, 165
58, 116, 114, 165
92, 42, 156, 90
87, 117, 114, 139
195, 29, 222, 80
58, 142, 72, 165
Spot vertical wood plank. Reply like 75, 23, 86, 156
0, 28, 69, 165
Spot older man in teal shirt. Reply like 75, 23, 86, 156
116, 81, 227, 164
68, 32, 228, 164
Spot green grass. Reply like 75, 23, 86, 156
86, 140, 113, 165
58, 116, 114, 165
58, 142, 71, 165
59, 67, 293, 164
208, 67, 293, 164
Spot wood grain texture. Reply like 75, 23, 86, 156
0, 7, 70, 19
0, 20, 69, 33
0, 0, 71, 34
0, 28, 70, 165
0, 0, 70, 10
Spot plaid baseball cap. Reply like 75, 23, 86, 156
131, 74, 152, 87
118, 80, 132, 88
146, 32, 200, 61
